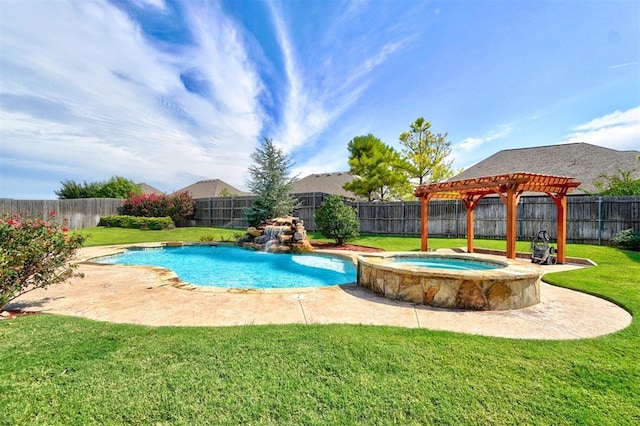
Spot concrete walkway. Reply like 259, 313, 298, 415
3, 245, 632, 340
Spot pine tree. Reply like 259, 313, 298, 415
245, 137, 300, 226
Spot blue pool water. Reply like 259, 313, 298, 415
393, 257, 499, 271
97, 245, 357, 289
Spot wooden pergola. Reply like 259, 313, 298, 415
414, 172, 580, 264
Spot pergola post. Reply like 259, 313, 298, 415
506, 188, 518, 259
462, 195, 483, 254
550, 193, 568, 264
466, 207, 474, 253
420, 195, 430, 251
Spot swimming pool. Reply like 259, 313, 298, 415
96, 244, 357, 289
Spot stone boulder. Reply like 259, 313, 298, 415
239, 216, 313, 254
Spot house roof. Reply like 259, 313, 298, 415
138, 183, 165, 196
290, 172, 356, 198
173, 179, 250, 199
454, 142, 639, 193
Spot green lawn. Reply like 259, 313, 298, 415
1, 228, 638, 425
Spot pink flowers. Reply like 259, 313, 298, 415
2, 214, 24, 228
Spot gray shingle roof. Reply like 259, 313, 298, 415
454, 142, 639, 193
173, 179, 250, 199
290, 172, 356, 198
138, 183, 165, 195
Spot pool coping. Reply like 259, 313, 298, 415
4, 243, 632, 340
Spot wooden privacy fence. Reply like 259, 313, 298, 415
193, 194, 640, 245
4, 194, 635, 243
0, 198, 123, 230
193, 193, 325, 230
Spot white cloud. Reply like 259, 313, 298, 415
457, 124, 513, 151
266, 2, 414, 156
562, 107, 640, 150
135, 0, 167, 10
609, 61, 639, 70
0, 0, 264, 196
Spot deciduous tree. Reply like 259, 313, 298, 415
592, 156, 640, 196
399, 117, 456, 185
343, 134, 410, 201
55, 176, 141, 199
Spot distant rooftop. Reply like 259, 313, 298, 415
173, 179, 250, 199
138, 183, 165, 195
454, 142, 639, 193
290, 172, 356, 198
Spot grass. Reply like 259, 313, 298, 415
1, 228, 638, 424
77, 226, 245, 247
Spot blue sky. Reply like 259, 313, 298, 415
1, 0, 638, 199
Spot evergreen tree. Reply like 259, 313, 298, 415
245, 137, 300, 226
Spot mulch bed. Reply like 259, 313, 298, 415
310, 242, 384, 253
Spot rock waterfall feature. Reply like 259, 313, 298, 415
239, 216, 313, 254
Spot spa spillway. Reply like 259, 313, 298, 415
357, 253, 543, 310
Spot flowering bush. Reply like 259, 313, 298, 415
168, 191, 195, 227
121, 193, 170, 218
121, 191, 194, 227
1, 211, 85, 310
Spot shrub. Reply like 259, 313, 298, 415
199, 233, 216, 242
98, 215, 174, 230
314, 195, 360, 245
1, 212, 85, 310
610, 228, 640, 251
168, 191, 195, 227
122, 193, 170, 218
121, 191, 194, 227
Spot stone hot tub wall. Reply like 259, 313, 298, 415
357, 253, 542, 311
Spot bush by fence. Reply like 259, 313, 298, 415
98, 215, 174, 230
193, 193, 640, 245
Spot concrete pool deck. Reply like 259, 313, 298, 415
3, 245, 632, 340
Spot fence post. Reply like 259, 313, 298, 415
598, 196, 603, 246
208, 198, 212, 227
455, 200, 459, 238
402, 201, 406, 236
230, 196, 234, 228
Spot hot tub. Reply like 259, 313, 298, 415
357, 252, 542, 310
